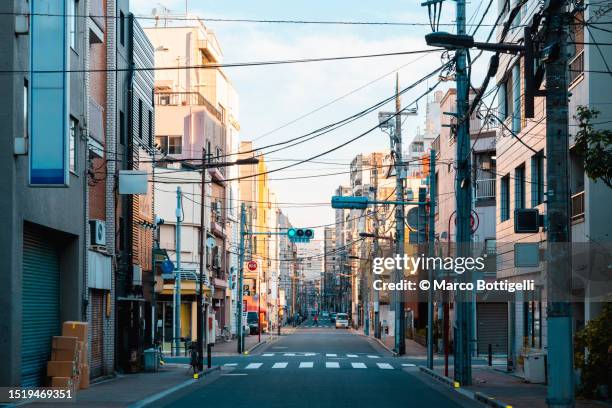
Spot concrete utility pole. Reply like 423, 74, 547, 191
453, 0, 473, 385
393, 74, 406, 355
543, 3, 573, 406
427, 150, 436, 369
197, 148, 207, 371
236, 203, 246, 354
173, 186, 183, 356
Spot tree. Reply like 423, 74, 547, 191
573, 106, 612, 188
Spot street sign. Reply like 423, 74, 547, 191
331, 196, 369, 209
247, 260, 258, 272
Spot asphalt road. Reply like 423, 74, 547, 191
149, 318, 480, 408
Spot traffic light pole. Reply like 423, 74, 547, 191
453, 0, 473, 386
236, 203, 246, 354
393, 74, 406, 356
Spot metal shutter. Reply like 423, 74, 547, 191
21, 225, 61, 387
90, 290, 105, 378
477, 302, 508, 355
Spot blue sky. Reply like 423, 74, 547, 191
132, 0, 492, 230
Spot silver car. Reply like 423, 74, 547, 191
335, 313, 349, 329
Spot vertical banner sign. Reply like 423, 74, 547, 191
29, 0, 70, 186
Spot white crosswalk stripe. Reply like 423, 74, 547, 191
326, 353, 337, 357
284, 353, 296, 356
351, 362, 367, 369
272, 362, 288, 369
245, 363, 262, 369
347, 354, 358, 358
326, 362, 340, 368
367, 355, 380, 359
223, 363, 237, 366
377, 363, 394, 370
262, 353, 274, 357
299, 362, 314, 368
401, 363, 416, 367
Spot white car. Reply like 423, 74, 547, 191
335, 313, 349, 329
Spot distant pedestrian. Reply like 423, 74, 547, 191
313, 314, 319, 327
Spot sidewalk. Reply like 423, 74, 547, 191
19, 365, 203, 408
354, 328, 427, 356
425, 365, 611, 408
212, 332, 273, 355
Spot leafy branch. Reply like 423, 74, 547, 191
573, 106, 612, 188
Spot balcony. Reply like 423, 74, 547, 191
155, 91, 223, 122
569, 50, 584, 87
571, 191, 585, 223
475, 178, 496, 200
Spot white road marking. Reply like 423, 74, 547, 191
245, 363, 262, 369
351, 362, 367, 369
367, 355, 380, 359
222, 373, 247, 376
304, 352, 316, 356
284, 353, 296, 356
223, 363, 238, 366
326, 353, 337, 357
272, 362, 288, 369
377, 363, 394, 370
326, 362, 340, 368
401, 363, 416, 367
262, 353, 274, 357
299, 362, 314, 368
347, 354, 358, 358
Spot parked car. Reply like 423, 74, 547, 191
321, 311, 330, 318
335, 313, 349, 329
247, 311, 260, 334
330, 313, 337, 323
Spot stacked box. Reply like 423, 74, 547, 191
47, 321, 90, 391
50, 337, 78, 362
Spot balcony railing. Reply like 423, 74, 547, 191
155, 91, 223, 122
571, 191, 585, 222
475, 178, 496, 200
569, 50, 584, 87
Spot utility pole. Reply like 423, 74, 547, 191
393, 74, 406, 355
197, 148, 207, 371
453, 0, 473, 385
173, 187, 182, 356
236, 203, 247, 354
427, 149, 436, 369
543, 2, 573, 406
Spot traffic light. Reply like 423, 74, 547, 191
287, 228, 314, 243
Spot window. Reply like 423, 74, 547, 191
512, 64, 521, 133
501, 174, 510, 221
531, 151, 544, 206
119, 110, 126, 145
70, 117, 78, 172
515, 164, 525, 210
148, 110, 153, 146
216, 146, 222, 162
24, 79, 28, 138
523, 289, 542, 348
155, 135, 182, 155
119, 11, 125, 46
68, 0, 77, 49
206, 140, 212, 161
138, 99, 143, 140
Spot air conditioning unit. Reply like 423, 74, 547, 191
89, 220, 106, 246
133, 265, 142, 286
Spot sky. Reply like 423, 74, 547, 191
131, 0, 493, 235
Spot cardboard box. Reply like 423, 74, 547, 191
78, 341, 88, 366
79, 365, 90, 389
47, 361, 76, 378
51, 377, 73, 389
51, 336, 79, 362
62, 322, 88, 342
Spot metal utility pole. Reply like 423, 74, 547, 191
197, 149, 207, 371
543, 3, 573, 407
427, 149, 436, 369
236, 203, 247, 354
393, 74, 406, 355
453, 0, 473, 385
173, 186, 183, 356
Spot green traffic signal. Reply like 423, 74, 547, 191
287, 228, 297, 237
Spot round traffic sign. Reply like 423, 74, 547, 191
247, 261, 258, 272
161, 259, 174, 274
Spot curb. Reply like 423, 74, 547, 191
418, 367, 513, 408
128, 366, 220, 408
244, 334, 277, 354
353, 330, 398, 357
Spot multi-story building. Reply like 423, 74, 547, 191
493, 0, 612, 373
277, 211, 296, 318
146, 14, 240, 342
323, 227, 337, 311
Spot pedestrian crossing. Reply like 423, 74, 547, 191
259, 352, 382, 358
223, 361, 408, 370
